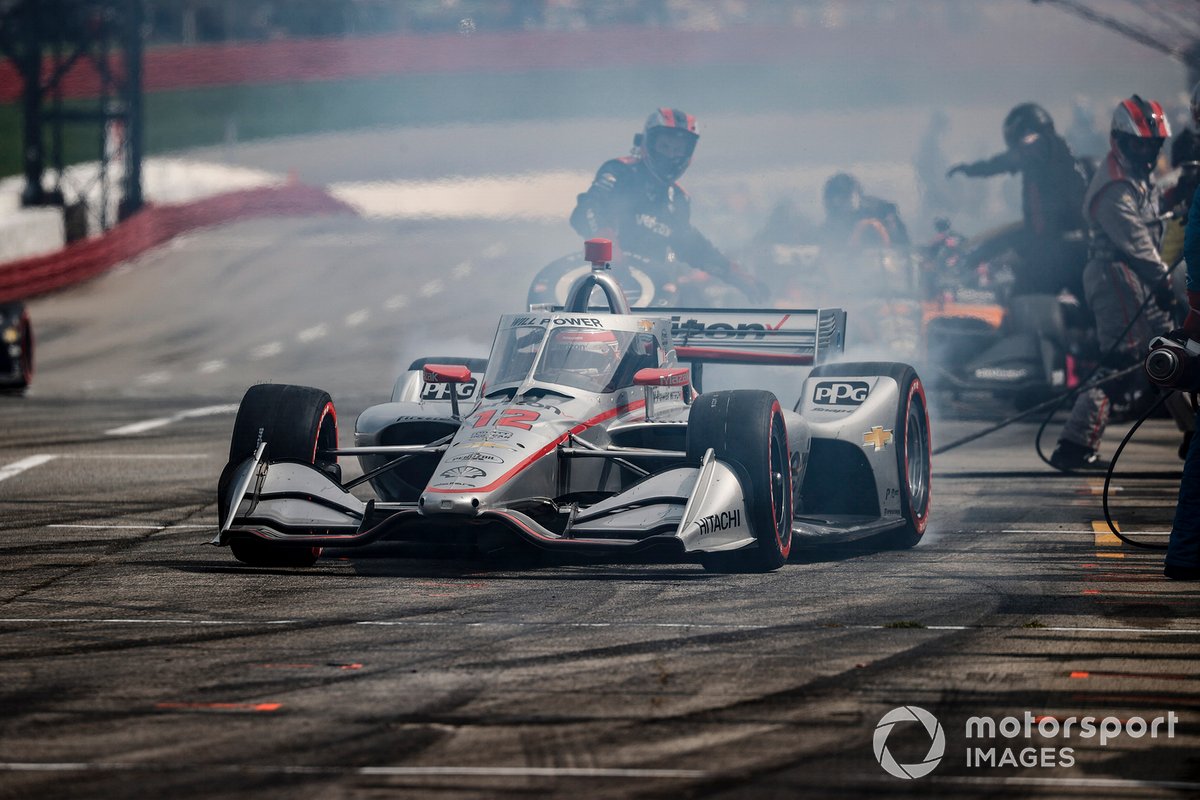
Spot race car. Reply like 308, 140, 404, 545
213, 240, 931, 572
0, 301, 33, 394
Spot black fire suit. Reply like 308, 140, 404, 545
1058, 151, 1172, 452
950, 137, 1089, 298
570, 155, 744, 290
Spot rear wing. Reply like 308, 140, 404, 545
668, 308, 845, 366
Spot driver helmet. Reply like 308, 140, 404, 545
543, 328, 621, 379
1002, 103, 1055, 153
1110, 94, 1171, 176
822, 172, 863, 219
638, 108, 699, 184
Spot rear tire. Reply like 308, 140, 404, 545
686, 390, 793, 573
891, 368, 932, 547
220, 384, 338, 568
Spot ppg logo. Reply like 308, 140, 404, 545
813, 380, 869, 406
421, 379, 477, 401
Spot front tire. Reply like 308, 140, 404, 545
686, 390, 793, 573
220, 384, 338, 568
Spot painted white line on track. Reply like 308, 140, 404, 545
384, 294, 407, 310
48, 524, 212, 530
482, 242, 508, 258
62, 454, 210, 460
419, 281, 444, 298
2, 618, 1199, 636
1003, 528, 1171, 535
0, 762, 704, 779
197, 360, 226, 374
297, 324, 328, 343
934, 776, 1200, 792
135, 371, 171, 386
0, 455, 57, 483
249, 342, 282, 360
345, 309, 369, 327
451, 260, 473, 279
105, 404, 238, 436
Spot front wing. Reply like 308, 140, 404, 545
214, 441, 905, 556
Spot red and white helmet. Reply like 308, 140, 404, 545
1110, 95, 1170, 175
638, 108, 699, 184
1111, 94, 1171, 139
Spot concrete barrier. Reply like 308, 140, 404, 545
0, 183, 355, 303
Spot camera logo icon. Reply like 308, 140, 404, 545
873, 706, 946, 779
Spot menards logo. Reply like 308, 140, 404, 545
671, 314, 792, 340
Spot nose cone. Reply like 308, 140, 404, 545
418, 492, 481, 517
418, 408, 572, 515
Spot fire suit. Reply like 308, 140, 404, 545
1167, 183, 1200, 578
822, 196, 910, 249
1058, 152, 1173, 451
570, 155, 751, 294
949, 139, 1089, 298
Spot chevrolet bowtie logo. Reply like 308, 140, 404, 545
863, 426, 893, 451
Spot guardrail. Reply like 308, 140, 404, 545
0, 183, 354, 303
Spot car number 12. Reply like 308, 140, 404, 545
473, 409, 540, 431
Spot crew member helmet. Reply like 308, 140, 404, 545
638, 108, 699, 184
1002, 103, 1055, 151
822, 172, 863, 218
1110, 94, 1171, 175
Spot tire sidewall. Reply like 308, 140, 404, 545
897, 373, 931, 537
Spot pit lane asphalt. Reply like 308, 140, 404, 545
1, 217, 1198, 799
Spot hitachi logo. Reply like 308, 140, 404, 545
696, 509, 741, 536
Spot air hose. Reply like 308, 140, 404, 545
1101, 392, 1171, 550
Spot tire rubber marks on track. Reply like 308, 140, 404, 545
0, 762, 705, 779
0, 455, 57, 483
105, 404, 238, 436
2, 617, 1199, 635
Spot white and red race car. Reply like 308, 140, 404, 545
214, 240, 931, 572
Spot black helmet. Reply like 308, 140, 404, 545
1002, 103, 1055, 151
1110, 94, 1171, 176
822, 172, 863, 217
637, 108, 699, 183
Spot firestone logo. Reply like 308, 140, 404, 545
873, 706, 945, 780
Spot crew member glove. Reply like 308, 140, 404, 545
1154, 282, 1178, 314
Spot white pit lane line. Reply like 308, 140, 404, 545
0, 455, 57, 483
105, 404, 238, 436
